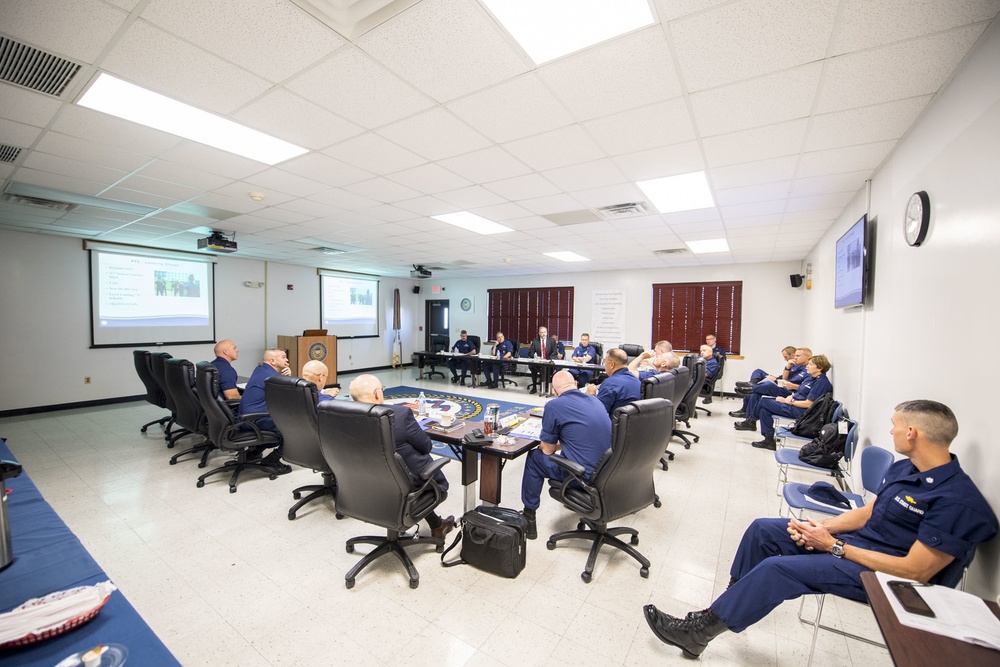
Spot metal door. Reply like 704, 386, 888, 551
425, 299, 449, 350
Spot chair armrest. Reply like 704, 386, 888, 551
240, 411, 271, 421
417, 456, 450, 481
549, 454, 586, 478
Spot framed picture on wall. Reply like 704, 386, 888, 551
459, 296, 474, 313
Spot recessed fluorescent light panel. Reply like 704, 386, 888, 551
685, 238, 730, 254
432, 212, 513, 235
637, 171, 716, 213
482, 0, 655, 64
544, 251, 590, 262
78, 74, 308, 165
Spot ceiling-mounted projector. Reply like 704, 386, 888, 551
410, 265, 432, 279
198, 232, 237, 253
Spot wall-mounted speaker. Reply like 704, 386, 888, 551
790, 274, 803, 288
412, 286, 420, 294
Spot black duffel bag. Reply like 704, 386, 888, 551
441, 505, 527, 578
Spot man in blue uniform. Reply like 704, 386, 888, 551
568, 333, 598, 386
706, 334, 726, 359
482, 331, 514, 389
210, 339, 241, 400
447, 330, 478, 385
238, 348, 292, 474
734, 354, 833, 450
628, 349, 680, 380
735, 345, 798, 392
699, 345, 720, 379
586, 348, 640, 415
643, 399, 998, 659
520, 370, 612, 540
551, 334, 565, 359
730, 347, 811, 419
350, 374, 455, 539
301, 360, 340, 403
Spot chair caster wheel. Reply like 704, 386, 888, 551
436, 543, 444, 553
269, 474, 277, 480
293, 491, 301, 499
229, 486, 237, 493
288, 511, 296, 521
346, 578, 355, 589
346, 544, 355, 553
640, 567, 649, 578
660, 461, 668, 471
546, 540, 556, 550
684, 443, 691, 449
169, 459, 177, 465
694, 436, 700, 443
581, 572, 592, 583
198, 461, 207, 468
631, 535, 639, 545
654, 499, 662, 508
141, 426, 148, 433
409, 579, 419, 589
577, 520, 587, 531
196, 480, 205, 488
335, 513, 344, 520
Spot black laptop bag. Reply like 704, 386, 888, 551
441, 505, 527, 578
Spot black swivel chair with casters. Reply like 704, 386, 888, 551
545, 398, 671, 583
265, 375, 339, 520
164, 358, 215, 467
317, 400, 449, 589
424, 334, 448, 380
497, 338, 519, 388
671, 365, 704, 448
194, 362, 283, 493
619, 343, 645, 364
641, 372, 677, 471
134, 350, 171, 434
149, 352, 189, 447
697, 353, 726, 414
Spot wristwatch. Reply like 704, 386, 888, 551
831, 539, 846, 558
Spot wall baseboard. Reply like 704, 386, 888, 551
1, 394, 146, 418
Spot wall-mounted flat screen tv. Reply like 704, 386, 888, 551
834, 214, 867, 308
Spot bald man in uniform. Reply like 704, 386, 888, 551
301, 360, 339, 403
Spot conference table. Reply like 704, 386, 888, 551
0, 440, 180, 666
414, 351, 604, 395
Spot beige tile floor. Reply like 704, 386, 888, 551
1, 368, 891, 666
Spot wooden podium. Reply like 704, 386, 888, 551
277, 334, 337, 383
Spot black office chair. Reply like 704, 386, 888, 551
149, 352, 189, 448
164, 358, 215, 467
642, 372, 677, 470
134, 350, 172, 434
195, 362, 283, 493
545, 398, 671, 583
619, 343, 645, 364
265, 375, 339, 520
317, 400, 449, 589
424, 334, 448, 380
498, 338, 519, 388
673, 364, 704, 448
698, 353, 726, 414
588, 342, 607, 385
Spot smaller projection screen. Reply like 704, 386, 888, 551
320, 271, 380, 338
89, 244, 216, 347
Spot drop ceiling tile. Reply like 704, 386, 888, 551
516, 193, 587, 216
375, 108, 492, 162
1, 85, 61, 129
482, 174, 561, 201
357, 0, 528, 102
245, 168, 329, 198
470, 202, 533, 222
503, 125, 605, 172
286, 47, 434, 129
612, 141, 705, 182
141, 0, 343, 82
0, 118, 44, 148
438, 146, 533, 183
21, 152, 126, 186
100, 185, 182, 209
233, 88, 364, 151
2, 0, 127, 62
214, 181, 296, 207
789, 171, 868, 198
136, 160, 233, 191
307, 188, 379, 211
816, 25, 987, 113
435, 185, 506, 210
670, 0, 838, 92
570, 183, 647, 209
49, 106, 179, 156
342, 178, 422, 203
725, 224, 781, 237
805, 96, 931, 152
393, 196, 454, 217
715, 180, 792, 207
723, 214, 783, 228
796, 140, 895, 178
583, 99, 696, 156
159, 143, 268, 181
388, 163, 473, 194
102, 20, 272, 114
282, 152, 373, 188
782, 208, 843, 224
703, 120, 809, 168
711, 155, 798, 189
719, 199, 786, 219
833, 0, 998, 56
359, 204, 415, 223
327, 133, 427, 175
690, 64, 823, 136
542, 159, 628, 192
538, 27, 682, 121
14, 167, 109, 197
445, 74, 575, 143
784, 191, 855, 212
654, 0, 732, 21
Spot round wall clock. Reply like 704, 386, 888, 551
904, 191, 930, 246
460, 297, 473, 312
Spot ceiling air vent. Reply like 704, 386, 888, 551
0, 144, 22, 163
1, 192, 77, 212
596, 202, 651, 219
654, 248, 688, 257
0, 37, 82, 97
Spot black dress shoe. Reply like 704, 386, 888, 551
431, 515, 456, 540
735, 381, 752, 390
728, 409, 746, 418
733, 419, 757, 431
522, 511, 537, 540
752, 436, 777, 450
451, 376, 459, 383
702, 397, 713, 404
528, 386, 536, 394
735, 385, 753, 395
643, 605, 727, 659
261, 452, 292, 475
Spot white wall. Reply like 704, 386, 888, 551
802, 19, 1000, 595
0, 229, 420, 411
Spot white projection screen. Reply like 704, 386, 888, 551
319, 270, 379, 338
88, 242, 216, 347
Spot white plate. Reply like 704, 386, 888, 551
56, 643, 128, 667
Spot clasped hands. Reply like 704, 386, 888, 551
787, 517, 835, 552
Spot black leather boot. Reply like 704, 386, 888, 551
733, 419, 757, 431
521, 508, 537, 540
643, 605, 727, 658
751, 434, 777, 450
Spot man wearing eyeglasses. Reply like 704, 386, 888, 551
586, 347, 640, 415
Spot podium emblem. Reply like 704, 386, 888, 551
308, 342, 327, 360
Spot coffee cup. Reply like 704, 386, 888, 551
439, 413, 455, 427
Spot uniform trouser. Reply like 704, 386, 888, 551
448, 357, 472, 378
749, 368, 768, 383
520, 448, 566, 510
742, 383, 791, 413
710, 518, 868, 632
757, 401, 805, 436
568, 368, 593, 385
482, 361, 503, 382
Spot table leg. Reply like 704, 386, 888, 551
479, 454, 502, 506
462, 449, 479, 513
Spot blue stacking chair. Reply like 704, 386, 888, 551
775, 401, 843, 449
783, 445, 895, 519
775, 420, 858, 508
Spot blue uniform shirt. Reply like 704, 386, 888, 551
211, 356, 238, 394
238, 363, 279, 417
712, 345, 727, 359
452, 338, 477, 354
572, 344, 597, 363
317, 392, 336, 404
787, 364, 808, 384
539, 389, 612, 478
596, 367, 641, 415
554, 341, 565, 358
705, 357, 720, 378
792, 372, 832, 402
846, 455, 997, 562
492, 339, 514, 358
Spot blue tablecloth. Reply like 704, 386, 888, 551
0, 438, 180, 666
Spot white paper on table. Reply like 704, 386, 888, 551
875, 571, 1000, 651
509, 419, 543, 439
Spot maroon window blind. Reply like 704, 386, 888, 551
651, 281, 742, 354
487, 287, 574, 347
